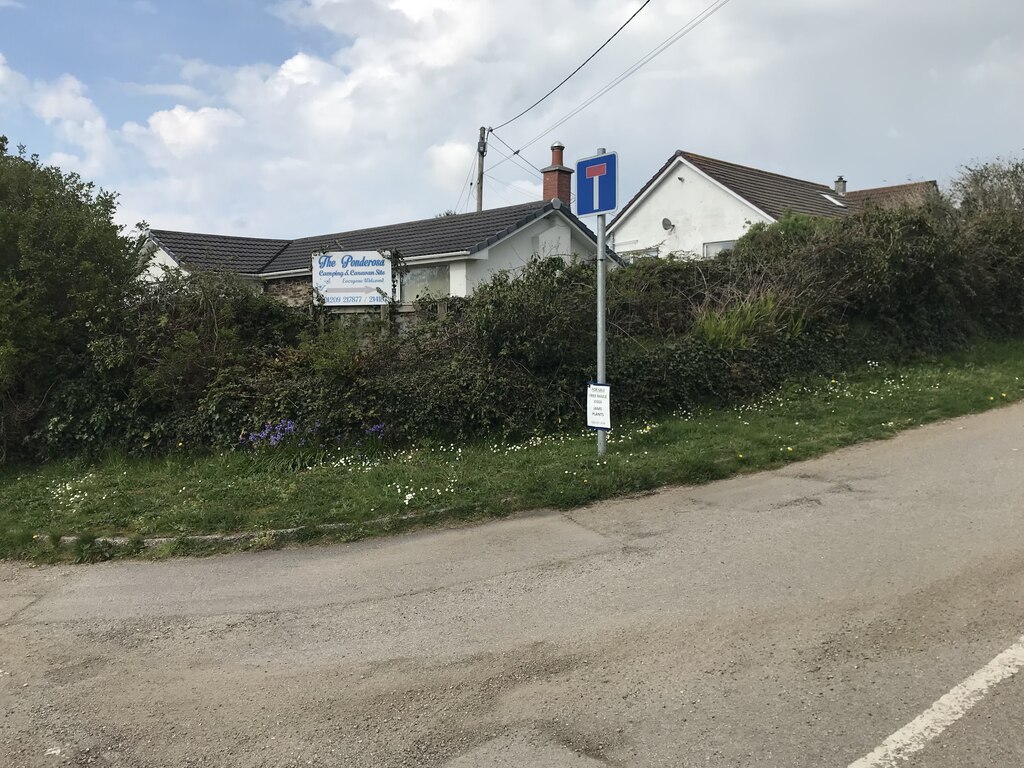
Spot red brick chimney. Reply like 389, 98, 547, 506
542, 141, 573, 205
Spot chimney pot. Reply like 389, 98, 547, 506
542, 141, 573, 206
834, 175, 847, 197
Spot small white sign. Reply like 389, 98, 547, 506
313, 250, 394, 306
587, 384, 611, 430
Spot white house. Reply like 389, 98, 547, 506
146, 143, 617, 306
608, 151, 938, 259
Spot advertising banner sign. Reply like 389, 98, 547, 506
313, 251, 393, 306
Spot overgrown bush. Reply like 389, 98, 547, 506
0, 138, 142, 461
27, 269, 307, 456
3, 142, 1024, 463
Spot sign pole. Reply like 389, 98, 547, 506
577, 147, 616, 453
595, 150, 608, 458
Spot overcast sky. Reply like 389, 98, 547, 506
1, 0, 1022, 237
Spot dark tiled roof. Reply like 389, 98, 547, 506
149, 200, 613, 278
611, 150, 936, 229
680, 152, 851, 220
148, 230, 288, 274
844, 181, 938, 209
265, 201, 548, 273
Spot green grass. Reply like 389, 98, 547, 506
3, 339, 1024, 562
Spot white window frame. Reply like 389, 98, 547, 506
702, 240, 738, 259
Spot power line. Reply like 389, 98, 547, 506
491, 0, 653, 132
485, 133, 545, 180
453, 153, 478, 212
499, 0, 736, 163
522, 0, 734, 151
488, 130, 543, 176
483, 171, 538, 202
483, 139, 529, 175
483, 184, 522, 208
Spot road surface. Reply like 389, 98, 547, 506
2, 404, 1023, 767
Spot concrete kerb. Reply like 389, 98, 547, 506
55, 509, 446, 550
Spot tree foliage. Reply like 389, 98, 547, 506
952, 158, 1024, 218
0, 137, 142, 460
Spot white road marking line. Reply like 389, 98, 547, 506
848, 634, 1024, 768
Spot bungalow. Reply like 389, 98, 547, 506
608, 151, 938, 259
146, 143, 616, 306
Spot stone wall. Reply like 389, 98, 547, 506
264, 276, 311, 306
262, 275, 445, 332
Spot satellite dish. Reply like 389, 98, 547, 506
662, 218, 674, 231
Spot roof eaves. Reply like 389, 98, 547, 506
146, 232, 182, 267
405, 250, 473, 262
465, 203, 551, 256
461, 200, 626, 267
555, 202, 626, 267
258, 267, 312, 279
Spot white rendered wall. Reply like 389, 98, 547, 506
449, 260, 469, 297
465, 214, 596, 293
609, 159, 773, 258
141, 247, 185, 282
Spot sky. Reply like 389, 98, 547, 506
1, 0, 1022, 238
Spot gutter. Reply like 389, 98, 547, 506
258, 251, 474, 279
258, 268, 311, 280
404, 250, 472, 263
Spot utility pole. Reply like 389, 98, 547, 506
476, 126, 487, 212
595, 146, 608, 458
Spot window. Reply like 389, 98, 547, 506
703, 240, 737, 259
618, 246, 659, 263
401, 264, 450, 302
821, 193, 847, 208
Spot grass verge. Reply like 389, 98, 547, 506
3, 339, 1024, 562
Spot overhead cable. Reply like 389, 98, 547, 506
453, 154, 478, 213
492, 0, 735, 171
488, 130, 543, 176
491, 0, 653, 132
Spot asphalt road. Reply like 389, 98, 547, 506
2, 404, 1023, 767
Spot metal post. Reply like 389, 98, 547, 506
595, 150, 607, 457
476, 126, 487, 212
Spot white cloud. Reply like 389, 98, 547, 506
31, 75, 103, 123
27, 74, 113, 175
123, 105, 244, 162
427, 141, 475, 192
121, 82, 206, 101
965, 35, 1024, 84
0, 0, 25, 9
5, 0, 1024, 235
0, 53, 29, 102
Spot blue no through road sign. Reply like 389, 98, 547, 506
576, 151, 618, 217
